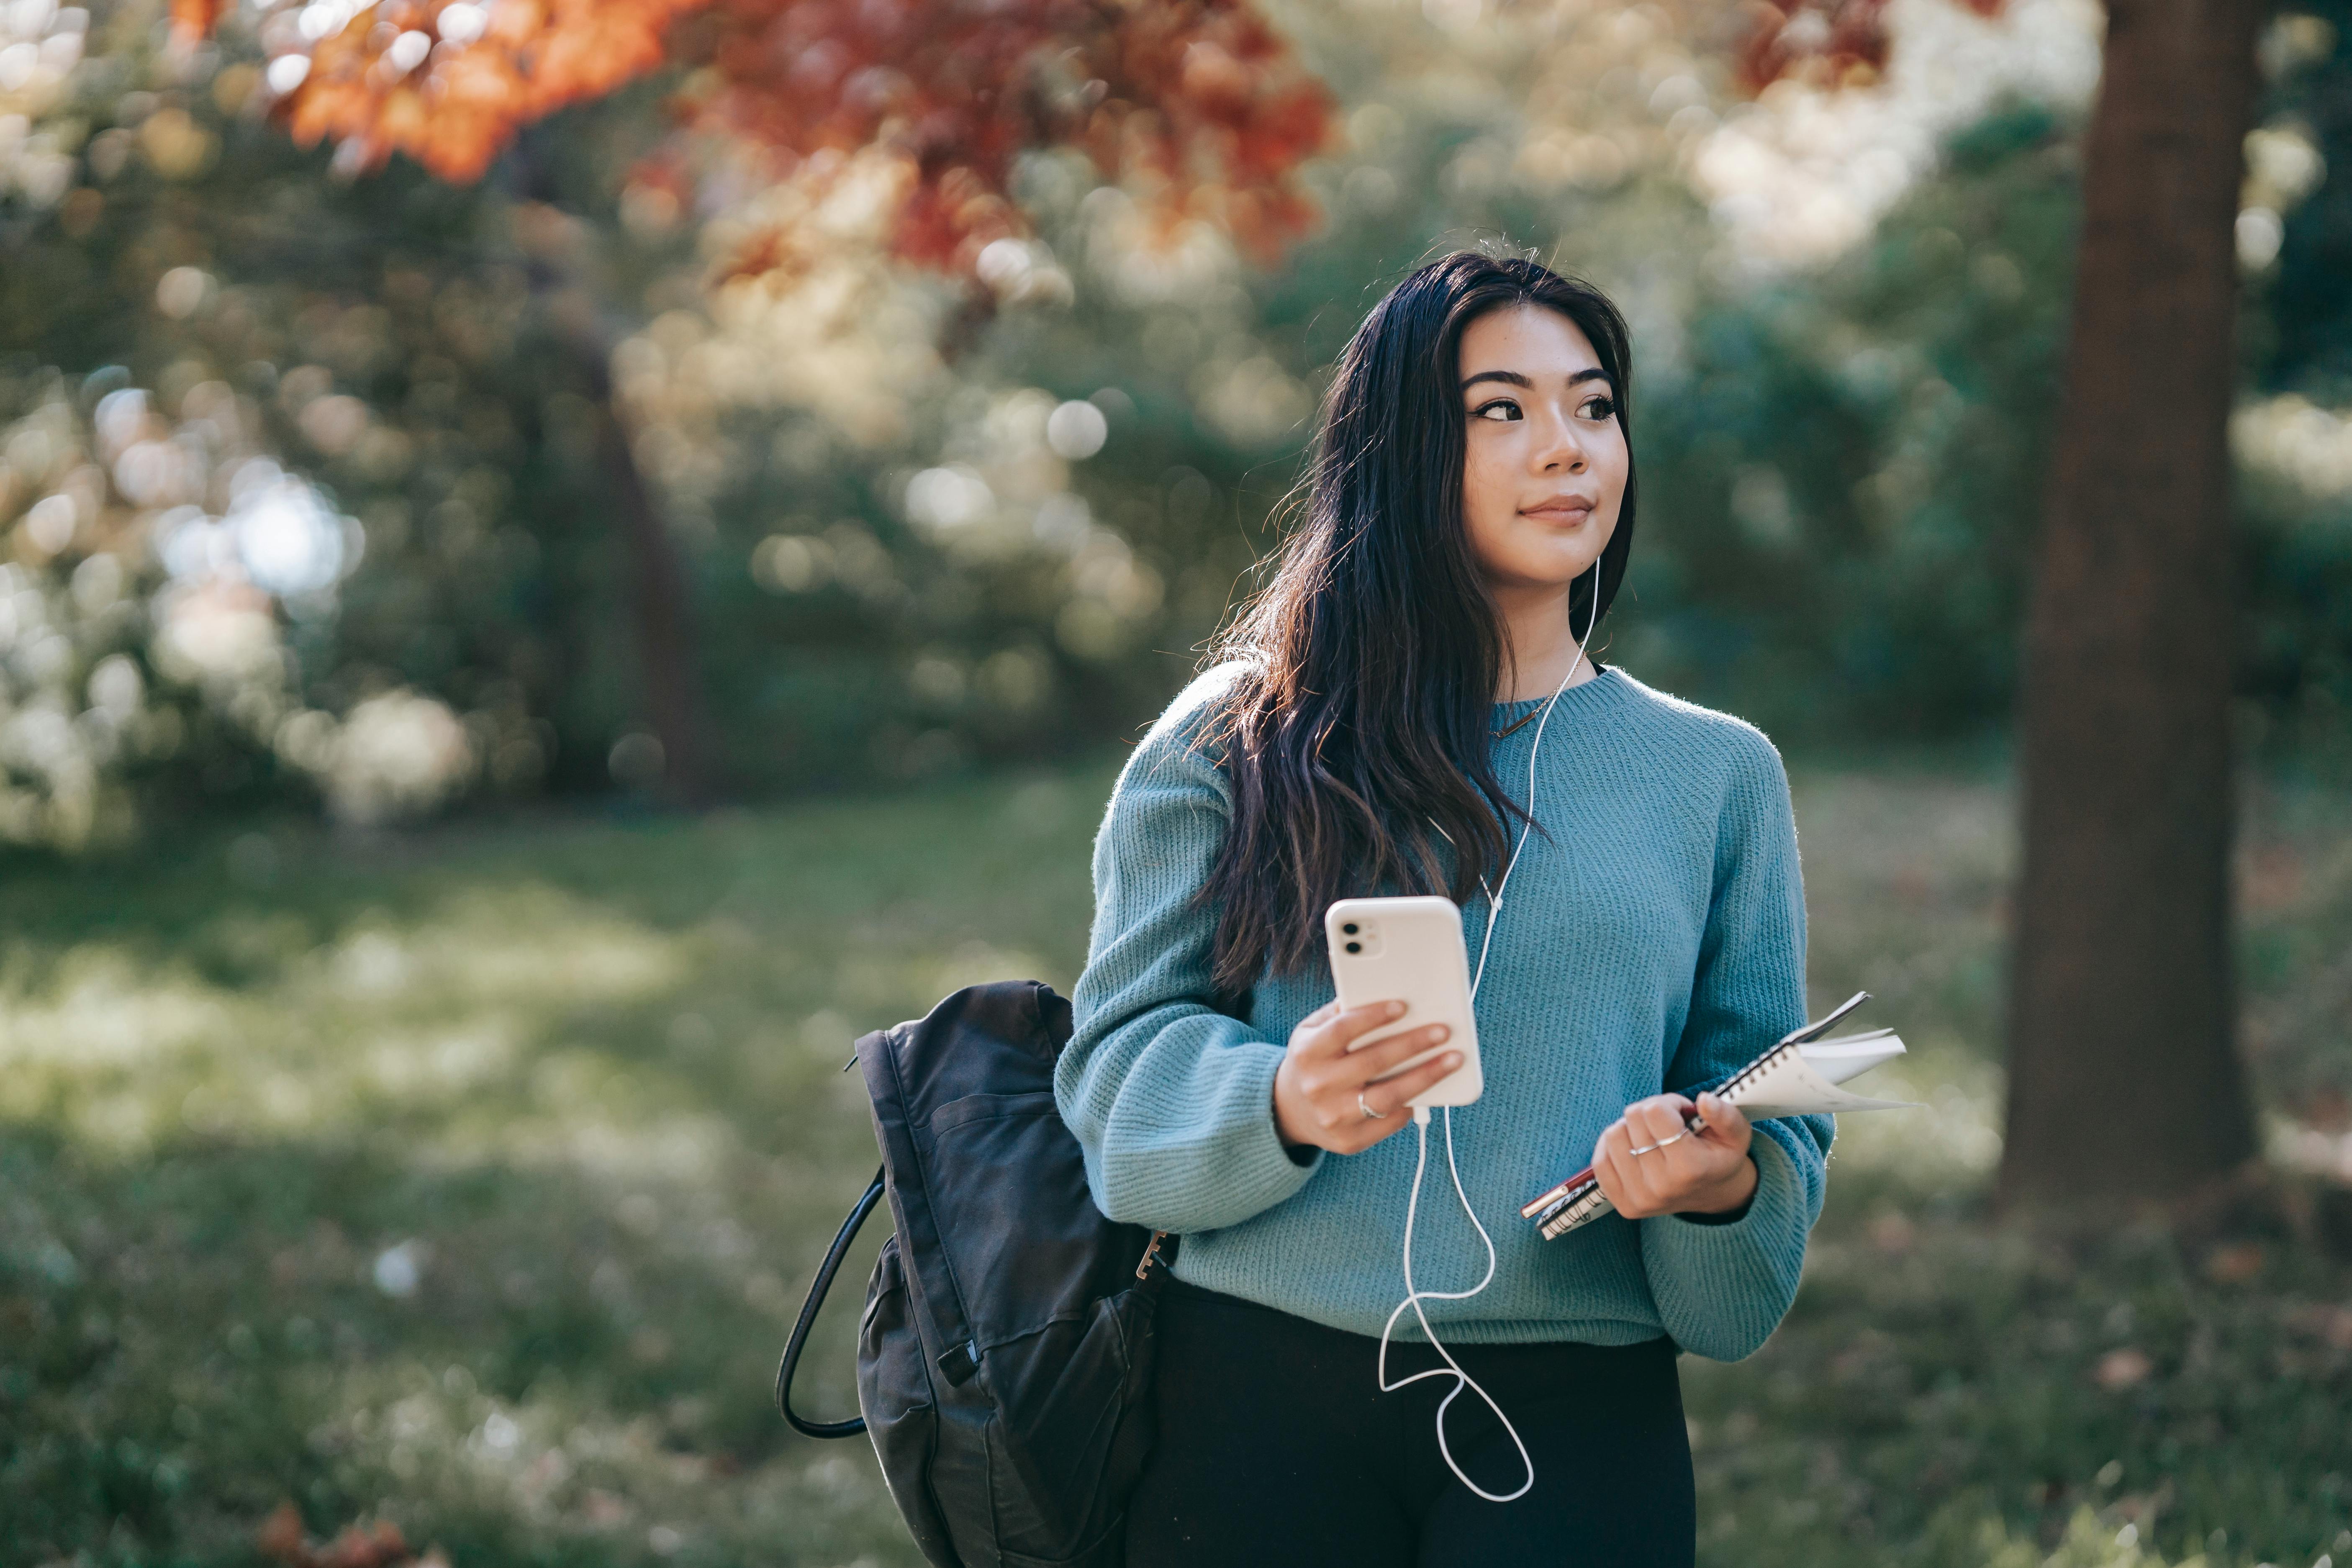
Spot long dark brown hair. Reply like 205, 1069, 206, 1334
1197, 251, 1639, 994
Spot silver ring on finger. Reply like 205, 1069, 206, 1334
1628, 1139, 1660, 1156
1357, 1092, 1389, 1121
1649, 1129, 1688, 1152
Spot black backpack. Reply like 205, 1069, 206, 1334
776, 980, 1174, 1568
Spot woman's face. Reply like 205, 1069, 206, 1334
1455, 304, 1628, 601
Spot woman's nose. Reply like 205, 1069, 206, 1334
1533, 408, 1586, 472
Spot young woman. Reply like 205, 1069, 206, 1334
1053, 251, 1830, 1567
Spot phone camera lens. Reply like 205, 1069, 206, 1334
1342, 923, 1359, 935
1344, 941, 1362, 954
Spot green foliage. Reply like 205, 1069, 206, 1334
3, 759, 2350, 1566
1617, 98, 2077, 739
2263, 3, 2352, 398
2242, 5, 2352, 757
1, 6, 677, 827
0, 367, 317, 847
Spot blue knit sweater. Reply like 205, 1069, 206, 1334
1055, 662, 1829, 1361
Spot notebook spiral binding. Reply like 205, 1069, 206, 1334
1703, 1039, 1800, 1106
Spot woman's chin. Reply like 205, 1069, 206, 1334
1472, 522, 1612, 587
1481, 557, 1605, 595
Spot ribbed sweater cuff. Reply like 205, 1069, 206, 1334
1205, 1041, 1325, 1218
1096, 1037, 1324, 1232
1638, 1132, 1807, 1362
1238, 1044, 1324, 1198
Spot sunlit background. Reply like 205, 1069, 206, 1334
3, 0, 2351, 1561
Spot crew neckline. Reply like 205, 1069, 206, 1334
1492, 664, 1620, 714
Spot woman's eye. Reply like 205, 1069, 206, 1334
1582, 396, 1618, 421
1471, 399, 1523, 422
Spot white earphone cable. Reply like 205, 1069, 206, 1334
1377, 1109, 1529, 1500
1379, 562, 1600, 1505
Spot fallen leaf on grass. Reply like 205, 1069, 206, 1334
320, 1521, 411, 1568
257, 1503, 306, 1561
2288, 1301, 2352, 1350
2203, 1242, 2265, 1283
2094, 1347, 2152, 1388
256, 1502, 435, 1568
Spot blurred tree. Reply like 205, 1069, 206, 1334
167, 0, 1332, 804
0, 371, 325, 847
1628, 103, 2076, 738
13, 0, 2340, 892
2262, 5, 2352, 398
2001, 0, 2266, 1207
2239, 8, 2352, 757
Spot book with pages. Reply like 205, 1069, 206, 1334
1520, 991, 1915, 1240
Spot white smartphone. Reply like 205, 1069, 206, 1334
1324, 895, 1484, 1109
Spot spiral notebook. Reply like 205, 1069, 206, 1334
1520, 991, 1915, 1240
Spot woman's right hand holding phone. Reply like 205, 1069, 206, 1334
1272, 999, 1460, 1155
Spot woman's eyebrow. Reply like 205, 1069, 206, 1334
1458, 367, 1612, 392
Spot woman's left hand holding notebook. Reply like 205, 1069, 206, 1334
1589, 1090, 1757, 1219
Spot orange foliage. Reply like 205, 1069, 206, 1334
211, 0, 1331, 273
255, 1502, 440, 1568
1730, 0, 2010, 93
684, 0, 1333, 267
265, 0, 704, 182
1733, 0, 1894, 93
169, 0, 231, 46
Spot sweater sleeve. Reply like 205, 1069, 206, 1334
1637, 728, 1830, 1362
1053, 674, 1322, 1234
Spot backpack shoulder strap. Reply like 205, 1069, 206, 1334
776, 1165, 886, 1438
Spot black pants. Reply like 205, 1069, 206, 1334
1125, 1277, 1696, 1568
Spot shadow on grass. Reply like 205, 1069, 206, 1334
2, 1119, 912, 1568
0, 764, 1119, 989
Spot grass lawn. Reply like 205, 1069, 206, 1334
2, 756, 2348, 1568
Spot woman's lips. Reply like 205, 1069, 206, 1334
1522, 503, 1593, 522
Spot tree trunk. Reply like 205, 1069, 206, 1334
506, 133, 719, 807
2001, 0, 2267, 1207
578, 344, 719, 807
